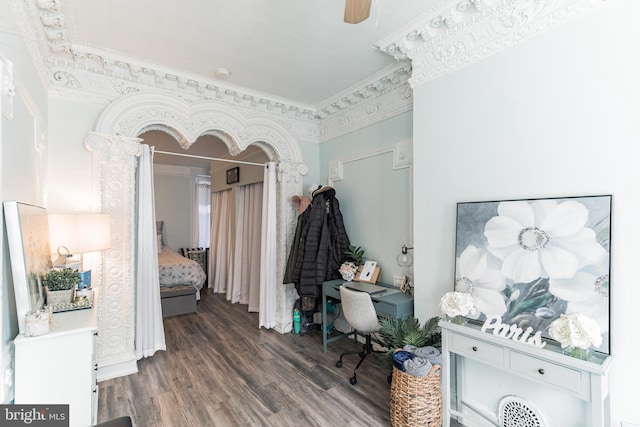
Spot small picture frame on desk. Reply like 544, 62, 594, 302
226, 166, 240, 184
355, 260, 380, 283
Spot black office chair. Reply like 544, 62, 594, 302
335, 285, 385, 385
93, 416, 132, 427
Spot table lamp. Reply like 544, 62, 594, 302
49, 213, 111, 288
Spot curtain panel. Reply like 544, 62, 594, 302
135, 144, 166, 359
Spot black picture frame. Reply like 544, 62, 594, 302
454, 195, 611, 355
226, 166, 239, 184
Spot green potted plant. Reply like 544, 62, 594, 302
344, 245, 365, 265
378, 315, 442, 370
43, 268, 80, 305
340, 245, 365, 281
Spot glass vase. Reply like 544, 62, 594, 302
563, 346, 593, 361
447, 315, 468, 325
341, 272, 355, 282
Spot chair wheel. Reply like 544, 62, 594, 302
336, 361, 342, 368
350, 376, 357, 385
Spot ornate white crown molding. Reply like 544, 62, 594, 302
375, 0, 606, 89
317, 63, 414, 142
11, 0, 605, 143
9, 0, 413, 143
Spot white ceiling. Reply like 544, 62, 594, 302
61, 0, 434, 105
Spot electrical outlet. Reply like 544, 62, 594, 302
393, 276, 403, 286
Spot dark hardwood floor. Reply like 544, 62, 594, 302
98, 288, 463, 426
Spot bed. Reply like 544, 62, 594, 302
158, 245, 206, 317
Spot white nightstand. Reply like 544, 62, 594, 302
14, 302, 98, 427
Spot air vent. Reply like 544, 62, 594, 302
498, 395, 547, 427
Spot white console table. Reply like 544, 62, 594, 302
440, 320, 612, 427
14, 304, 98, 427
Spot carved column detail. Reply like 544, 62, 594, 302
273, 160, 307, 333
85, 131, 142, 380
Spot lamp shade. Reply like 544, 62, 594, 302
49, 214, 112, 255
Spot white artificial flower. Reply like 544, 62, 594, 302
548, 313, 602, 349
455, 245, 507, 317
440, 291, 475, 318
484, 200, 607, 283
339, 261, 357, 276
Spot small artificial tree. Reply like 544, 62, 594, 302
43, 268, 81, 291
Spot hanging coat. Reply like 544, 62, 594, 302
292, 187, 351, 299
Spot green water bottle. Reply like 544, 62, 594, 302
293, 308, 301, 334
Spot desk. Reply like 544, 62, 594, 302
322, 279, 414, 353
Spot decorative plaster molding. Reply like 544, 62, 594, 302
85, 132, 141, 380
7, 0, 52, 91
9, 0, 413, 143
87, 93, 307, 363
375, 0, 606, 89
394, 139, 413, 169
11, 0, 605, 143
328, 141, 413, 185
94, 91, 306, 166
328, 159, 343, 182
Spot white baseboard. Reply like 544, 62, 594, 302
97, 360, 138, 382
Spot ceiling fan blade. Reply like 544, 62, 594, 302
344, 0, 372, 24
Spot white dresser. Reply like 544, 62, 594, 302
14, 304, 98, 427
440, 320, 612, 427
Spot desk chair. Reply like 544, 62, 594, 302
335, 285, 385, 385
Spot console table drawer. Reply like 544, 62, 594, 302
451, 333, 504, 365
510, 351, 585, 395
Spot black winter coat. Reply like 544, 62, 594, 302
292, 188, 350, 299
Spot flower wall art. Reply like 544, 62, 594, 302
454, 195, 611, 354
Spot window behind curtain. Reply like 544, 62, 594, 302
195, 175, 211, 247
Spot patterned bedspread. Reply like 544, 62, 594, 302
158, 246, 206, 290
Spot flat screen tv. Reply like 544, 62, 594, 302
3, 201, 52, 334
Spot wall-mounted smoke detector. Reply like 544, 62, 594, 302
214, 68, 231, 79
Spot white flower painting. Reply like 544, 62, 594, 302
454, 196, 611, 354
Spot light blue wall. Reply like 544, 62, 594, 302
298, 140, 320, 194
412, 1, 639, 424
1, 1, 50, 403
319, 112, 412, 284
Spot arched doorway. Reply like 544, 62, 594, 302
86, 90, 308, 380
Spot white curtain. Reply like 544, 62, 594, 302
259, 162, 277, 329
210, 188, 233, 293
195, 176, 211, 248
230, 182, 263, 309
135, 144, 166, 359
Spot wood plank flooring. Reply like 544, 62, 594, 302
98, 288, 463, 427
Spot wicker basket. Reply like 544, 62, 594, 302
389, 363, 442, 427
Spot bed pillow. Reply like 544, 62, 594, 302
157, 234, 162, 254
